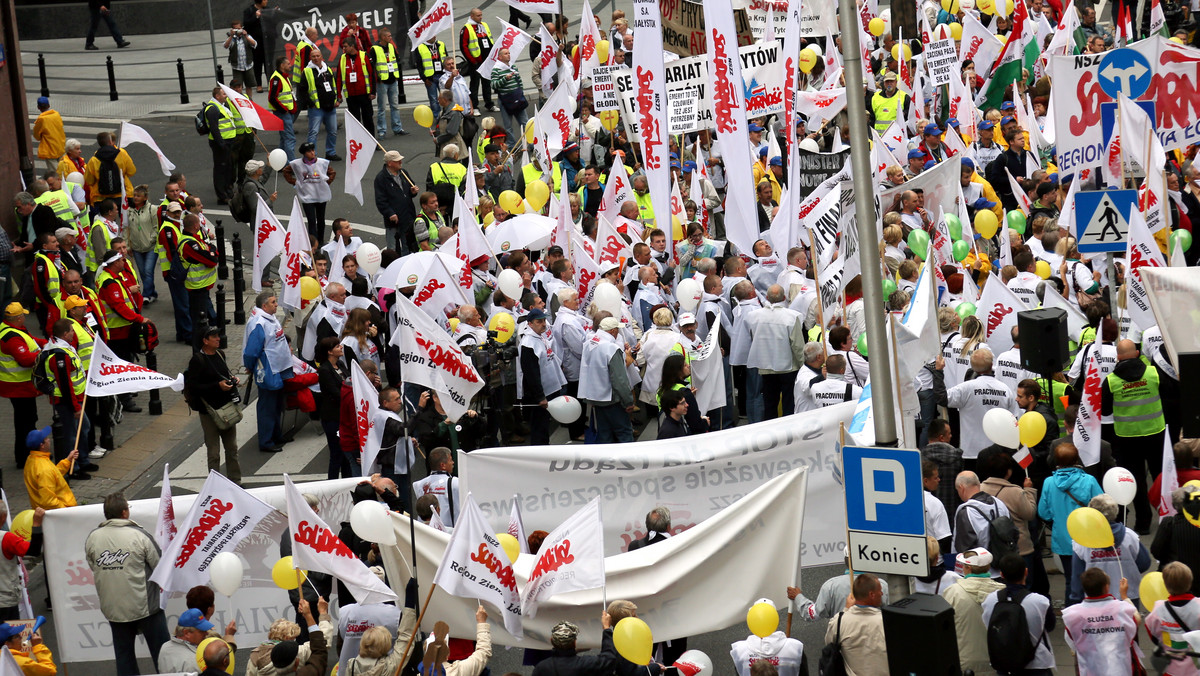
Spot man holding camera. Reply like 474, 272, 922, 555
223, 21, 259, 100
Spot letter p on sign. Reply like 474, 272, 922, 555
861, 458, 905, 521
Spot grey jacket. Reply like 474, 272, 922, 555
84, 518, 162, 623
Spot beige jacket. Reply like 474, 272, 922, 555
344, 609, 492, 676
943, 574, 1005, 675
980, 477, 1038, 555
825, 606, 887, 676
246, 616, 335, 676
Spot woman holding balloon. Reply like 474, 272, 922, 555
1066, 495, 1151, 608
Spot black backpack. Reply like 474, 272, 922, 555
31, 348, 59, 396
987, 588, 1045, 673
96, 153, 122, 195
967, 500, 1021, 563
194, 103, 211, 135
817, 611, 847, 676
229, 180, 253, 223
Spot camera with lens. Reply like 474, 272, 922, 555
461, 331, 517, 388
227, 378, 242, 404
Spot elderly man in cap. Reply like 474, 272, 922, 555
0, 302, 46, 468
373, 150, 419, 254
531, 612, 616, 676
519, 308, 566, 445
579, 315, 636, 443
239, 159, 276, 220
158, 607, 238, 673
0, 620, 57, 675
23, 426, 77, 511
869, 70, 909, 133
918, 122, 954, 164
904, 148, 926, 179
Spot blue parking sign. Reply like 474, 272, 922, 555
842, 446, 925, 536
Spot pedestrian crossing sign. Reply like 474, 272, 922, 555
1075, 189, 1138, 254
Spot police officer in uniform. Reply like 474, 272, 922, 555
868, 71, 910, 133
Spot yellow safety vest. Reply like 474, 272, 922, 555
871, 90, 908, 133
157, 219, 182, 272
634, 192, 655, 224
417, 41, 446, 79
371, 43, 400, 82
43, 344, 84, 399
178, 234, 217, 290
87, 218, 116, 274
33, 252, 63, 311
69, 318, 95, 370
339, 50, 373, 96
1106, 358, 1166, 437
430, 161, 467, 186
96, 269, 135, 331
228, 98, 251, 136
269, 71, 295, 113
291, 39, 316, 83
522, 163, 562, 193
34, 190, 76, 226
464, 22, 493, 59
0, 325, 38, 384
205, 100, 237, 141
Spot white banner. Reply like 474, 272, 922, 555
389, 294, 484, 421
571, 232, 602, 310
879, 156, 966, 230
976, 273, 1028, 354
537, 79, 576, 154
219, 83, 282, 131
1125, 208, 1165, 334
85, 337, 184, 396
411, 255, 471, 320
926, 38, 959, 86
590, 65, 620, 111
739, 41, 786, 117
253, 194, 285, 292
632, 0, 671, 257
407, 0, 454, 49
478, 20, 532, 79
343, 111, 376, 206
280, 196, 308, 311
794, 88, 846, 128
613, 57, 712, 135
155, 464, 177, 552
689, 320, 726, 413
598, 152, 635, 224
44, 478, 361, 664
119, 122, 175, 176
1073, 346, 1102, 467
521, 497, 605, 618
350, 360, 380, 476
383, 467, 808, 647
284, 475, 397, 604
537, 23, 561, 96
431, 495, 524, 637
458, 406, 853, 565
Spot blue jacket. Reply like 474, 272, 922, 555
242, 323, 293, 391
1037, 467, 1104, 555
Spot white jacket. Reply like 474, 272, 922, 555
745, 303, 804, 373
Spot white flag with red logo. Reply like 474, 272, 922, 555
253, 194, 286, 292
412, 255, 471, 320
538, 79, 575, 153
1124, 207, 1165, 334
86, 337, 184, 396
389, 294, 484, 422
150, 471, 276, 594
455, 194, 492, 291
1160, 433, 1179, 516
509, 497, 529, 554
219, 83, 284, 131
343, 112, 376, 206
550, 178, 573, 252
284, 475, 398, 604
407, 0, 454, 50
350, 359, 380, 476
632, 0, 672, 262
1072, 346, 1103, 467
576, 0, 601, 82
432, 494, 524, 637
119, 122, 176, 176
478, 20, 533, 79
1005, 167, 1032, 215
594, 217, 631, 271
155, 464, 177, 551
571, 232, 603, 309
976, 273, 1028, 354
521, 497, 604, 618
280, 196, 309, 311
598, 153, 634, 224
794, 88, 846, 128
537, 23, 560, 96
429, 508, 448, 532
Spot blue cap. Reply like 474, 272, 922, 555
923, 160, 937, 170
526, 308, 548, 322
1047, 172, 1060, 184
947, 117, 960, 128
0, 624, 23, 643
682, 160, 697, 172
669, 151, 679, 159
36, 96, 50, 108
25, 426, 51, 450
923, 123, 942, 136
1001, 101, 1016, 110
1001, 115, 1016, 125
972, 196, 998, 209
907, 148, 926, 160
748, 123, 764, 132
758, 146, 768, 156
179, 608, 215, 631
961, 157, 975, 170
769, 156, 783, 166
978, 120, 995, 130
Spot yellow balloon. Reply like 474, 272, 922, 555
798, 49, 818, 74
414, 105, 435, 129
891, 43, 913, 62
1017, 411, 1047, 447
613, 617, 653, 665
496, 533, 520, 562
498, 190, 523, 214
1005, 0, 1015, 13
600, 109, 621, 131
979, 0, 995, 14
596, 39, 610, 64
941, 0, 960, 11
196, 638, 235, 674
10, 510, 33, 540
526, 180, 550, 211
671, 215, 684, 242
300, 275, 321, 302
271, 557, 308, 591
747, 602, 779, 638
448, 318, 460, 332
950, 22, 963, 40
1140, 572, 1169, 612
1066, 507, 1114, 549
974, 209, 999, 239
524, 118, 536, 144
482, 211, 496, 227
868, 17, 886, 36
1035, 260, 1051, 279
487, 312, 515, 343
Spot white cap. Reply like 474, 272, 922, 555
956, 548, 993, 568
752, 598, 776, 610
678, 313, 697, 326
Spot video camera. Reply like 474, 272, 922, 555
461, 330, 518, 388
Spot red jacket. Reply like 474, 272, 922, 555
339, 382, 359, 456
0, 322, 45, 398
98, 274, 144, 340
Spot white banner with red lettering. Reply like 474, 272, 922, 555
431, 494, 524, 637
576, 0, 602, 82
389, 294, 484, 422
598, 153, 635, 224
219, 84, 284, 131
537, 79, 576, 154
85, 337, 184, 396
253, 194, 286, 292
351, 359, 381, 476
280, 196, 309, 311
150, 471, 277, 595
632, 0, 672, 260
1073, 346, 1103, 467
705, 0, 757, 255
478, 20, 532, 79
594, 217, 632, 271
284, 475, 397, 604
155, 464, 177, 552
521, 497, 604, 618
411, 255, 471, 320
571, 232, 602, 309
1124, 207, 1165, 334
407, 0, 454, 50
976, 273, 1028, 354
794, 88, 847, 128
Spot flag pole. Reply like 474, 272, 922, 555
69, 394, 88, 476
806, 227, 827, 359
394, 583, 439, 676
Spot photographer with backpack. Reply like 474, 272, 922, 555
83, 131, 135, 208
981, 555, 1056, 675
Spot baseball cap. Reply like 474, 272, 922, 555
3, 302, 28, 317
961, 157, 976, 171
63, 295, 88, 311
882, 70, 897, 80
923, 122, 942, 136
165, 201, 184, 214
748, 123, 764, 132
946, 117, 960, 128
758, 146, 769, 156
678, 313, 697, 326
383, 150, 404, 162
1000, 115, 1016, 126
599, 317, 621, 331
978, 120, 995, 131
682, 160, 697, 173
907, 148, 925, 160
245, 159, 265, 174
36, 96, 50, 108
179, 608, 215, 632
769, 156, 783, 167
1000, 101, 1016, 111
670, 151, 680, 159
923, 160, 937, 170
24, 427, 51, 451
972, 196, 998, 209
670, 160, 681, 169
0, 624, 23, 643
956, 548, 993, 568
526, 308, 548, 322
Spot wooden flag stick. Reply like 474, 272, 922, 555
393, 583, 439, 676
69, 393, 88, 476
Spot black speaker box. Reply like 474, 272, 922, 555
882, 592, 961, 676
1018, 308, 1069, 376
1178, 352, 1200, 438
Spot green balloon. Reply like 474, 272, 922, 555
952, 239, 970, 262
945, 214, 963, 241
1006, 210, 1027, 235
907, 229, 930, 254
883, 278, 897, 297
856, 333, 868, 357
955, 302, 977, 319
1172, 229, 1193, 254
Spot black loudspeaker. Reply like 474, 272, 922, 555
1178, 352, 1200, 438
883, 593, 961, 675
1018, 308, 1069, 376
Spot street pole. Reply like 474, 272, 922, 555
206, 0, 220, 78
838, 0, 899, 446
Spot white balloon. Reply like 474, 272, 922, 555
1103, 467, 1138, 506
208, 551, 244, 597
356, 242, 382, 276
805, 44, 823, 57
547, 396, 582, 424
592, 282, 623, 317
497, 269, 523, 300
673, 650, 713, 676
350, 500, 397, 546
676, 278, 702, 312
268, 148, 288, 171
982, 408, 1020, 449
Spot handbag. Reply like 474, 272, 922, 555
204, 399, 243, 431
499, 88, 528, 114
